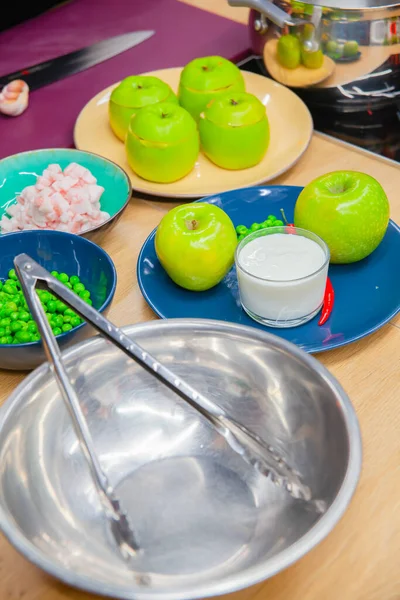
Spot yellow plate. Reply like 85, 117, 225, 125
74, 67, 313, 199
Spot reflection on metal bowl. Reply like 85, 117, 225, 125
0, 320, 362, 599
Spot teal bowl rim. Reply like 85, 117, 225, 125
0, 229, 117, 348
0, 148, 133, 238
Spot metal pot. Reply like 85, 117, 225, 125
229, 0, 400, 113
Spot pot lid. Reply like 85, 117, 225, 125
301, 0, 399, 9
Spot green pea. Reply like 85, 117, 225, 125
73, 283, 85, 294
47, 300, 57, 313
5, 279, 17, 287
262, 219, 273, 228
0, 281, 3, 290
55, 300, 67, 313
38, 291, 49, 304
18, 311, 30, 322
85, 298, 93, 306
250, 223, 261, 232
63, 316, 71, 324
62, 324, 73, 332
58, 273, 69, 283
0, 336, 8, 344
50, 271, 59, 278
52, 315, 63, 328
235, 225, 248, 236
0, 317, 10, 327
70, 317, 81, 328
274, 219, 284, 226
4, 325, 11, 335
65, 282, 73, 290
10, 311, 20, 321
69, 275, 80, 286
4, 301, 18, 314
267, 215, 277, 222
64, 308, 76, 318
3, 284, 15, 295
0, 309, 8, 319
32, 334, 41, 342
237, 234, 246, 242
27, 323, 38, 334
6, 335, 13, 344
12, 339, 19, 344
79, 290, 91, 300
15, 330, 32, 343
8, 269, 18, 281
10, 321, 22, 333
46, 313, 53, 322
53, 327, 62, 336
0, 328, 5, 336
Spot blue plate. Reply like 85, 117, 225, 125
137, 186, 400, 353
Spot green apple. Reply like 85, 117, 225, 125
301, 46, 324, 68
178, 56, 245, 121
277, 34, 301, 69
294, 171, 390, 264
326, 40, 339, 55
109, 75, 178, 141
343, 40, 359, 57
125, 102, 199, 183
199, 92, 269, 170
155, 202, 237, 291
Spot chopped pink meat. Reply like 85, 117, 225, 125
0, 163, 110, 234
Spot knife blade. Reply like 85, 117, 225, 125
0, 30, 154, 91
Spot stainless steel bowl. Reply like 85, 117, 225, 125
0, 319, 362, 599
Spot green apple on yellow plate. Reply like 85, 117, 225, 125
155, 202, 237, 291
301, 46, 324, 69
178, 56, 245, 121
125, 101, 199, 184
199, 91, 269, 170
294, 170, 390, 263
277, 34, 301, 69
109, 75, 178, 141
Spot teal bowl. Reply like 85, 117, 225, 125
0, 149, 132, 244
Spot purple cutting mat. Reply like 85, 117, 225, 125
0, 0, 250, 158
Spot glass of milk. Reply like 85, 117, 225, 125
235, 226, 330, 328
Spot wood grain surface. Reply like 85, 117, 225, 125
0, 2, 399, 599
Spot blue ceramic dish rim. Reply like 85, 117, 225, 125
0, 230, 117, 348
136, 184, 400, 354
0, 148, 132, 237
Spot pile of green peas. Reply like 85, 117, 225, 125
236, 214, 284, 241
0, 269, 92, 345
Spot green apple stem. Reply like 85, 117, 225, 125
185, 219, 199, 230
280, 208, 289, 225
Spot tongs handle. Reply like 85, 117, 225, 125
14, 254, 140, 556
14, 254, 311, 502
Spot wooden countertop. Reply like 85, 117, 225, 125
0, 2, 399, 600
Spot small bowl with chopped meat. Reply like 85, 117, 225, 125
0, 149, 132, 244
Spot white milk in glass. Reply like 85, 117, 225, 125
236, 228, 329, 327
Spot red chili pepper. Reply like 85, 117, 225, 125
318, 277, 334, 326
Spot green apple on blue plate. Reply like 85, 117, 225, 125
178, 56, 245, 121
277, 34, 301, 69
155, 202, 237, 291
343, 40, 359, 57
294, 170, 390, 263
125, 101, 199, 183
109, 75, 178, 141
199, 91, 269, 170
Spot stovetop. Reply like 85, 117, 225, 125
237, 55, 400, 163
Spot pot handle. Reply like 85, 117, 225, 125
228, 0, 297, 27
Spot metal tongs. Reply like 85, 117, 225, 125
15, 254, 312, 562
